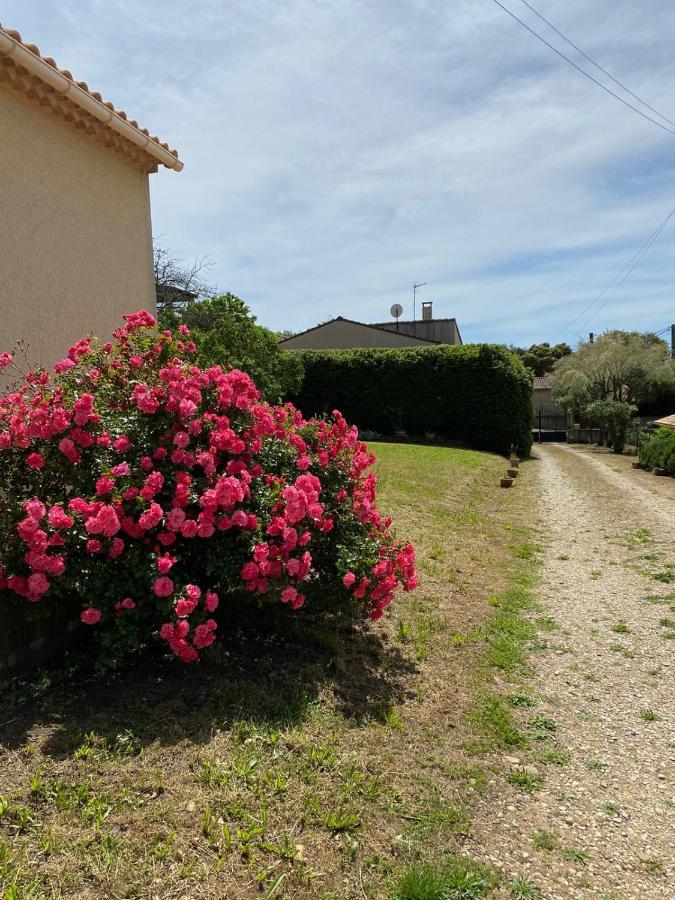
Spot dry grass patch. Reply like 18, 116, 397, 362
0, 442, 532, 899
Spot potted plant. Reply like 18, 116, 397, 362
500, 476, 513, 488
509, 444, 520, 467
507, 468, 518, 478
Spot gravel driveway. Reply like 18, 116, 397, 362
473, 443, 674, 899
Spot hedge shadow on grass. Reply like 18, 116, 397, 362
0, 617, 417, 757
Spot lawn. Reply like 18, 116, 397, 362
0, 442, 535, 899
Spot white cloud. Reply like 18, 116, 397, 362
4, 0, 675, 345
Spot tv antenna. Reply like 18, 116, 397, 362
412, 282, 426, 331
390, 303, 403, 331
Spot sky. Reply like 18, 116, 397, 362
4, 0, 675, 345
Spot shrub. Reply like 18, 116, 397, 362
160, 294, 304, 403
584, 399, 636, 453
0, 312, 416, 666
638, 427, 675, 475
289, 345, 532, 456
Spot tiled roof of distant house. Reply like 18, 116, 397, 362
533, 375, 555, 390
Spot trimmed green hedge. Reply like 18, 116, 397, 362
638, 427, 675, 475
289, 345, 533, 456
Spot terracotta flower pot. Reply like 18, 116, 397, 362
510, 458, 520, 468
631, 461, 642, 469
507, 469, 518, 478
500, 477, 513, 488
652, 467, 667, 476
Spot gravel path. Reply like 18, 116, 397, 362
473, 443, 674, 899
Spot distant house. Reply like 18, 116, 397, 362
653, 414, 675, 429
0, 24, 182, 374
532, 375, 565, 416
279, 304, 462, 350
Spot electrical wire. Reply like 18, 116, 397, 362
518, 0, 675, 130
490, 0, 675, 135
573, 209, 675, 337
561, 207, 675, 337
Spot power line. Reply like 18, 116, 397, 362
562, 207, 675, 337
519, 0, 675, 130
572, 209, 675, 337
490, 0, 675, 135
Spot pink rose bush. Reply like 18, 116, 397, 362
0, 311, 417, 665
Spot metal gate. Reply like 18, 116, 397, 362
533, 408, 568, 442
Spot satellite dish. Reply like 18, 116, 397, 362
390, 303, 403, 320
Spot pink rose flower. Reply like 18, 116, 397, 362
342, 572, 356, 589
152, 576, 174, 598
80, 607, 101, 625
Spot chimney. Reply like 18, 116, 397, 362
422, 301, 433, 321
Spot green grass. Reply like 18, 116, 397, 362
1, 442, 541, 899
391, 855, 497, 899
1, 442, 531, 898
506, 770, 543, 792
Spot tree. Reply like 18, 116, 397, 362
160, 294, 303, 403
510, 342, 572, 376
552, 331, 675, 419
154, 243, 216, 313
584, 399, 636, 453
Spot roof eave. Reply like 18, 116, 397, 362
0, 27, 183, 171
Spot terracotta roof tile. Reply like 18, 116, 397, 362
0, 24, 182, 170
533, 375, 555, 390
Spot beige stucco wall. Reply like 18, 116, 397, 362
533, 388, 565, 415
0, 84, 156, 377
280, 319, 436, 350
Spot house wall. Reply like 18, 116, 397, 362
533, 388, 565, 415
0, 84, 156, 378
280, 319, 435, 350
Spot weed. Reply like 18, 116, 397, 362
538, 748, 571, 766
529, 715, 557, 741
513, 543, 538, 560
659, 617, 675, 628
509, 877, 542, 899
391, 855, 497, 899
586, 760, 608, 772
561, 847, 590, 866
640, 709, 659, 722
609, 643, 635, 658
602, 802, 620, 816
506, 770, 543, 792
645, 858, 664, 874
611, 622, 630, 634
532, 830, 558, 851
650, 570, 675, 584
397, 619, 411, 642
318, 805, 361, 834
508, 693, 536, 709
